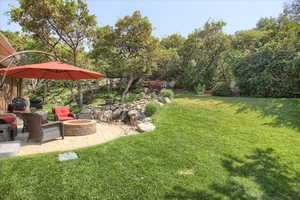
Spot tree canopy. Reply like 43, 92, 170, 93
9, 0, 97, 107
91, 11, 162, 102
2, 0, 300, 100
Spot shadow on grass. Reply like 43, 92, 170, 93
165, 148, 300, 200
175, 93, 300, 132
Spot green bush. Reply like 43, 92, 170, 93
125, 92, 145, 103
144, 101, 160, 117
160, 89, 174, 99
212, 82, 232, 96
233, 45, 300, 97
194, 84, 206, 93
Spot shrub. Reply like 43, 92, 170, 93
233, 46, 300, 97
212, 82, 232, 96
125, 92, 145, 103
194, 84, 206, 93
137, 92, 146, 99
160, 89, 174, 99
144, 101, 160, 117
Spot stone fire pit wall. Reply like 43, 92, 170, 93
64, 119, 97, 136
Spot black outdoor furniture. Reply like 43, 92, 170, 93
10, 97, 27, 112
30, 98, 43, 109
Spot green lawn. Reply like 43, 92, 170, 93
1, 95, 300, 200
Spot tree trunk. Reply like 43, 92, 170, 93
121, 74, 135, 103
77, 81, 83, 108
68, 81, 77, 103
43, 80, 48, 102
72, 49, 84, 108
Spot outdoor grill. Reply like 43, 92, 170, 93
30, 98, 43, 109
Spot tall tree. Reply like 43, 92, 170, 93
91, 11, 160, 102
256, 17, 278, 30
232, 15, 300, 97
161, 34, 186, 50
9, 0, 97, 107
180, 20, 230, 89
151, 47, 180, 80
284, 0, 300, 22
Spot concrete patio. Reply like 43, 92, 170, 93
1, 122, 137, 157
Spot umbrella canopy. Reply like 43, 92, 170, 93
0, 61, 105, 80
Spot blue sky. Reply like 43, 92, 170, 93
0, 0, 286, 37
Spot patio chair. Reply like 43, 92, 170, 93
26, 113, 64, 143
34, 110, 48, 123
53, 107, 75, 121
18, 110, 48, 133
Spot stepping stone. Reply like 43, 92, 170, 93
58, 152, 79, 161
0, 141, 21, 158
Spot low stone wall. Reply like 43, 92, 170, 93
78, 96, 153, 125
77, 92, 172, 128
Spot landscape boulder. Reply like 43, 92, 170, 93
112, 108, 123, 120
137, 122, 156, 132
128, 110, 138, 117
144, 117, 151, 122
156, 99, 164, 106
78, 108, 94, 119
164, 97, 171, 104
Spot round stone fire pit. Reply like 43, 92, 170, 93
63, 119, 97, 136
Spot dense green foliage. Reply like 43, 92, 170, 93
232, 16, 300, 97
1, 96, 300, 199
90, 11, 161, 102
212, 82, 232, 96
9, 0, 96, 63
284, 0, 300, 22
9, 0, 97, 107
160, 89, 174, 99
144, 100, 160, 116
179, 21, 231, 89
2, 0, 300, 103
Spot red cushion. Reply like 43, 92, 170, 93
54, 107, 70, 117
58, 116, 74, 121
0, 115, 16, 123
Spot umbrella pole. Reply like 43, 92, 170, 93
17, 78, 23, 97
67, 81, 76, 104
78, 80, 83, 108
43, 80, 48, 102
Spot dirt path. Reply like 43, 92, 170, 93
16, 122, 138, 156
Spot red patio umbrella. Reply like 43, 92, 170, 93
0, 61, 105, 80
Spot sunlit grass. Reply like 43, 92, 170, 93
1, 95, 300, 199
